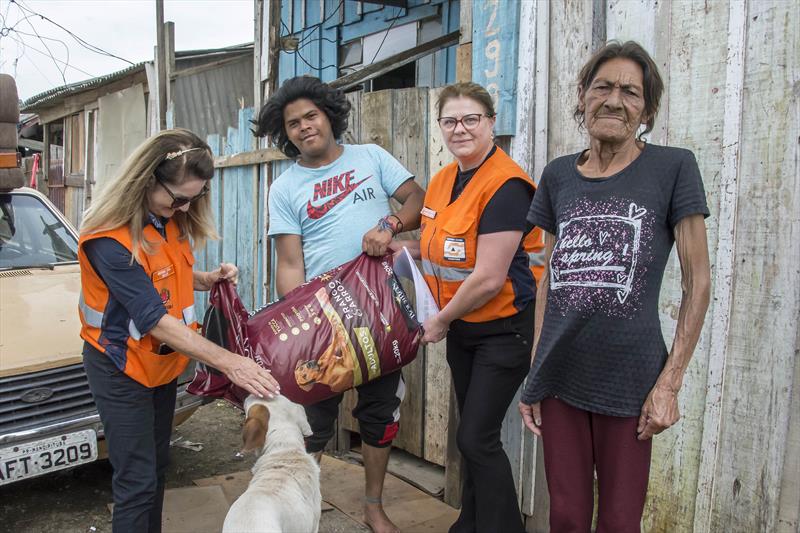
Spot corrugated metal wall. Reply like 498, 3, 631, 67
172, 56, 255, 141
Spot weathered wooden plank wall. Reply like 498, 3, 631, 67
196, 108, 262, 320
509, 1, 799, 531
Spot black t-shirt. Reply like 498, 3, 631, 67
521, 143, 709, 416
449, 146, 535, 313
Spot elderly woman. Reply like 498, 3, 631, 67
518, 41, 711, 532
396, 82, 543, 533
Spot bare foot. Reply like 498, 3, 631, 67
364, 501, 400, 533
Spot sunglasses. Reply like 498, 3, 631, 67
156, 179, 209, 209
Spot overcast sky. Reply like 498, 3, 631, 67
0, 0, 255, 101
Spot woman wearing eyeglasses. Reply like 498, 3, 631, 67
77, 128, 279, 532
394, 82, 541, 532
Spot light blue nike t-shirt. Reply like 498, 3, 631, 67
268, 144, 413, 280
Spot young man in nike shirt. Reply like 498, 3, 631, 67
254, 76, 424, 533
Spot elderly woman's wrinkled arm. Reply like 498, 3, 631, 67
637, 214, 710, 440
421, 230, 522, 343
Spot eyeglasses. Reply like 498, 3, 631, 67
436, 113, 491, 132
156, 179, 209, 209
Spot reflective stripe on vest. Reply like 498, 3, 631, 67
421, 258, 473, 281
129, 319, 142, 341
528, 250, 546, 267
79, 293, 194, 341
182, 305, 196, 326
79, 293, 104, 329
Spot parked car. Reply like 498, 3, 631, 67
0, 186, 203, 486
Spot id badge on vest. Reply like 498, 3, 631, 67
443, 237, 466, 262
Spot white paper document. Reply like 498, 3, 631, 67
392, 247, 439, 323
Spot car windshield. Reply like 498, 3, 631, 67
0, 192, 79, 269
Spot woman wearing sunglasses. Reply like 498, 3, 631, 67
393, 83, 542, 532
77, 128, 280, 532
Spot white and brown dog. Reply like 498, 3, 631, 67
222, 395, 321, 533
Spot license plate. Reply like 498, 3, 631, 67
0, 429, 98, 485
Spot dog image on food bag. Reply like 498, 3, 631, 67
222, 395, 321, 533
294, 288, 357, 393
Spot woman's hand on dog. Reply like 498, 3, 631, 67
223, 355, 281, 399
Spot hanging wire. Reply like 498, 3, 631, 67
369, 7, 401, 65
6, 32, 94, 78
279, 17, 337, 73
10, 38, 55, 85
12, 31, 25, 77
11, 26, 70, 74
10, 0, 134, 65
18, 7, 66, 84
296, 0, 344, 46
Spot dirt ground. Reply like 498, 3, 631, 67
0, 400, 368, 533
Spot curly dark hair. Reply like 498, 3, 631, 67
252, 76, 351, 158
574, 40, 664, 139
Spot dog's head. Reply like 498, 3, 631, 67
295, 360, 321, 387
241, 395, 313, 454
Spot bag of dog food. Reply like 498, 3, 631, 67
188, 253, 424, 406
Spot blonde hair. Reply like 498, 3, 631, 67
81, 128, 219, 261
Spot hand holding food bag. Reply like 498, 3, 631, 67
188, 252, 431, 406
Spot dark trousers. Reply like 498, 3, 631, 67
540, 397, 653, 533
83, 345, 177, 533
446, 303, 534, 533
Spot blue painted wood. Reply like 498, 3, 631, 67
279, 50, 295, 85
306, 0, 322, 26
292, 0, 304, 33
279, 0, 457, 85
445, 0, 459, 85
195, 134, 223, 320
320, 25, 339, 82
472, 0, 519, 136
343, 0, 360, 25
323, 0, 343, 29
340, 4, 438, 42
207, 133, 222, 273
222, 128, 239, 289
384, 5, 405, 21
257, 162, 267, 306
281, 0, 292, 35
363, 1, 381, 15
235, 108, 257, 310
434, 0, 451, 87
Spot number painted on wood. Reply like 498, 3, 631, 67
484, 39, 500, 78
485, 0, 499, 37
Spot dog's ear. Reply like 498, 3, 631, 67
241, 403, 270, 454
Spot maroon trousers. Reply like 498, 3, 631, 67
540, 397, 653, 533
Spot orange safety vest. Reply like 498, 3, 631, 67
420, 147, 544, 323
78, 220, 198, 388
